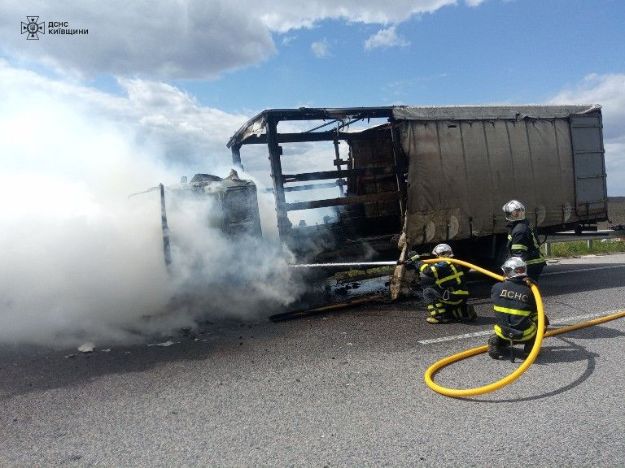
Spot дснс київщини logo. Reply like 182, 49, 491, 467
21, 16, 45, 40
20, 18, 88, 38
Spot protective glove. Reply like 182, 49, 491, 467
403, 250, 419, 266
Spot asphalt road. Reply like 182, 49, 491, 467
2, 254, 625, 466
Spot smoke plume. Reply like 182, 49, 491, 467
0, 68, 300, 348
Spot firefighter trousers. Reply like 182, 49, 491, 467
422, 287, 472, 323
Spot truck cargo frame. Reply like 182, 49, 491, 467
227, 105, 608, 264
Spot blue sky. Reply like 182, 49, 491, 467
177, 0, 625, 111
1, 0, 624, 194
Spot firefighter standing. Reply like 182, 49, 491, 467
405, 243, 476, 324
488, 257, 538, 360
502, 199, 546, 281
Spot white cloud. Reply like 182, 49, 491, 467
0, 60, 248, 170
281, 35, 296, 46
550, 73, 625, 195
256, 0, 457, 32
117, 78, 250, 168
465, 0, 486, 6
550, 74, 625, 140
0, 0, 485, 78
364, 26, 410, 50
2, 0, 275, 79
311, 39, 330, 58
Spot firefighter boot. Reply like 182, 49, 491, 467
522, 338, 537, 359
426, 303, 453, 324
426, 315, 453, 324
487, 335, 507, 360
459, 304, 477, 322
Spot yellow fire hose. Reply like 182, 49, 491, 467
420, 257, 625, 398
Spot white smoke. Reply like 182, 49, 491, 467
0, 68, 301, 348
164, 193, 299, 322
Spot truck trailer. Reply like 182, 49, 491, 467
227, 105, 608, 274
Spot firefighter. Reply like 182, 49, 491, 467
502, 199, 547, 281
488, 257, 538, 360
406, 243, 476, 324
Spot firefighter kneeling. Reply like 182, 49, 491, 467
488, 257, 539, 360
406, 243, 477, 324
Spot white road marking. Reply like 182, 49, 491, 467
417, 309, 625, 345
418, 329, 492, 345
543, 264, 625, 276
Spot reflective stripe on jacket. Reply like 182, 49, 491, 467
491, 278, 537, 341
420, 261, 469, 304
507, 219, 546, 265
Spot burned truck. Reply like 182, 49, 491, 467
226, 105, 608, 276
153, 170, 262, 267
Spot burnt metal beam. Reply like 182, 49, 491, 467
333, 139, 345, 196
283, 166, 396, 183
284, 181, 345, 192
269, 294, 385, 322
305, 119, 341, 133
237, 130, 384, 145
266, 117, 291, 239
231, 145, 243, 170
285, 191, 400, 211
303, 116, 364, 134
227, 106, 395, 148
389, 122, 408, 215
159, 183, 172, 268
262, 107, 394, 122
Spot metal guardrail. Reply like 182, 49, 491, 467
542, 229, 625, 256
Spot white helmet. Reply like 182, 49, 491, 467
432, 243, 453, 257
501, 257, 527, 279
502, 199, 526, 221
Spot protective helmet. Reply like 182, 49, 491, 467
432, 243, 453, 257
502, 199, 526, 221
501, 257, 527, 279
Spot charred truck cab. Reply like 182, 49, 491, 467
179, 171, 262, 237
156, 169, 262, 267
226, 106, 608, 275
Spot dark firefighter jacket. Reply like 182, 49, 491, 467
507, 219, 546, 266
491, 277, 537, 341
418, 260, 469, 305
